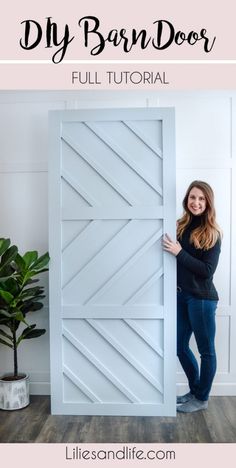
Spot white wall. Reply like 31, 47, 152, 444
0, 90, 235, 396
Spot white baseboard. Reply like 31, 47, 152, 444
29, 382, 50, 395
28, 371, 50, 395
177, 383, 236, 396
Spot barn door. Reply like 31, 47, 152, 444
49, 108, 176, 416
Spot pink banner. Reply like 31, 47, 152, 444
0, 443, 236, 468
0, 63, 236, 90
0, 0, 235, 62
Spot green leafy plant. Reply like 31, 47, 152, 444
0, 238, 50, 379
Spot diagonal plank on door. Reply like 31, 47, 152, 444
62, 131, 138, 206
84, 121, 163, 196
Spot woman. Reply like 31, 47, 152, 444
163, 180, 221, 413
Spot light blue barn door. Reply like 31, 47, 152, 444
49, 108, 176, 415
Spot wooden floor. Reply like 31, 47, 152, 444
0, 396, 235, 443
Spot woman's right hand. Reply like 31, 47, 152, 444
163, 234, 182, 257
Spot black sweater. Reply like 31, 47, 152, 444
177, 216, 221, 300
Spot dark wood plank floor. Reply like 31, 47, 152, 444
0, 396, 235, 443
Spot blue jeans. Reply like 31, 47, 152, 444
177, 289, 217, 401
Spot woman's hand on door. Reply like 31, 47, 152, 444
163, 234, 182, 256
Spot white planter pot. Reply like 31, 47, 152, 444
0, 374, 30, 410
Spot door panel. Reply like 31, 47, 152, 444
49, 108, 176, 415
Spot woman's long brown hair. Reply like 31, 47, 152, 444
177, 180, 222, 250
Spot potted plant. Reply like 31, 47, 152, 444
0, 238, 50, 410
